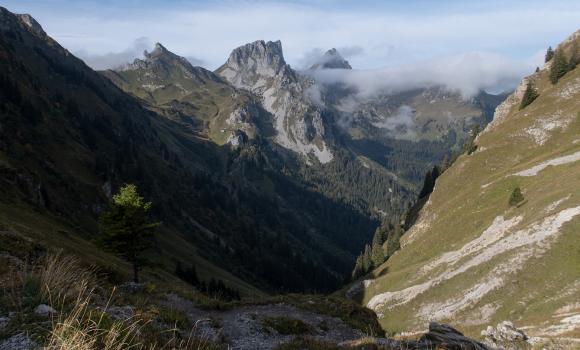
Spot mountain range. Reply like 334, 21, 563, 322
0, 5, 506, 293
2, 5, 578, 349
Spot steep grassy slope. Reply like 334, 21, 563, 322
347, 30, 580, 339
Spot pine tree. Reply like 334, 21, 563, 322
463, 125, 480, 155
519, 82, 539, 110
371, 241, 384, 267
569, 41, 579, 70
372, 227, 384, 246
386, 224, 402, 258
100, 184, 160, 283
550, 50, 569, 84
418, 165, 440, 198
545, 46, 554, 62
509, 187, 524, 207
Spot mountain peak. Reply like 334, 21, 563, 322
217, 40, 289, 84
143, 42, 188, 65
310, 48, 352, 70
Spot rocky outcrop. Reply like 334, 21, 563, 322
217, 40, 333, 163
482, 321, 529, 350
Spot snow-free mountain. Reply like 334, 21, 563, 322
345, 29, 580, 347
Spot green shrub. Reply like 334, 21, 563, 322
519, 83, 539, 110
550, 50, 569, 84
509, 187, 524, 206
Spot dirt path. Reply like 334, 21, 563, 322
163, 294, 365, 350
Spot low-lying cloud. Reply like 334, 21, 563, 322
307, 51, 540, 99
297, 45, 363, 69
75, 37, 152, 70
372, 105, 417, 140
75, 37, 205, 70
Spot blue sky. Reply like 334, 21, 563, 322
3, 0, 580, 94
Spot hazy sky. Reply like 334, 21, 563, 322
4, 0, 580, 94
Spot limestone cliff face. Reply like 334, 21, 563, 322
217, 40, 334, 163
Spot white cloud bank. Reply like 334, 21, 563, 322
307, 51, 540, 98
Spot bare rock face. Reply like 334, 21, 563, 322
484, 76, 532, 132
217, 40, 289, 90
217, 40, 333, 163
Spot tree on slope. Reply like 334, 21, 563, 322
386, 223, 402, 258
100, 184, 160, 283
371, 229, 385, 268
519, 82, 539, 110
545, 46, 554, 62
550, 50, 569, 84
508, 187, 524, 207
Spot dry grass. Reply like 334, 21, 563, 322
37, 252, 97, 301
46, 288, 140, 350
2, 252, 217, 349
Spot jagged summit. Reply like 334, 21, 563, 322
216, 40, 295, 91
113, 42, 221, 85
117, 42, 193, 71
223, 40, 286, 73
310, 48, 352, 70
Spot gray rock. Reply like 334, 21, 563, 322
395, 323, 489, 350
34, 304, 56, 316
0, 333, 37, 350
482, 321, 529, 349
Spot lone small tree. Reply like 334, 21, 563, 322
386, 223, 402, 258
371, 229, 385, 268
545, 46, 554, 63
519, 82, 539, 110
509, 187, 524, 207
463, 124, 481, 155
100, 184, 159, 283
549, 50, 569, 84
